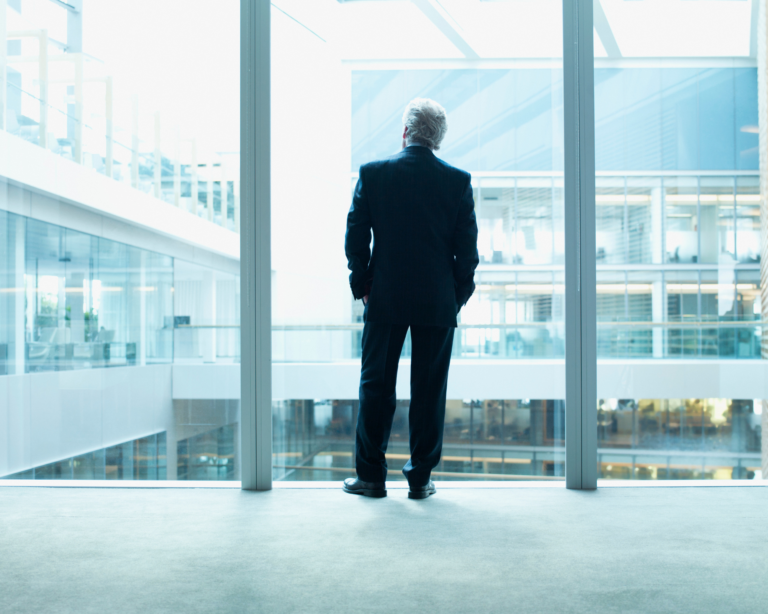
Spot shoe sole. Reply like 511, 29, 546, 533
408, 489, 436, 500
343, 486, 387, 498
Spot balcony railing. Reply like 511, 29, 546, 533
1, 31, 239, 232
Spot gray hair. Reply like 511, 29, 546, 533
402, 98, 448, 151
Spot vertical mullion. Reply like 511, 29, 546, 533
732, 176, 737, 262
241, 0, 273, 490
563, 0, 597, 490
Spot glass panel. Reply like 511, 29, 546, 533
0, 1, 240, 481
516, 179, 554, 265
664, 177, 699, 264
665, 270, 699, 357
594, 2, 760, 481
736, 176, 760, 264
699, 177, 736, 265
597, 271, 626, 357
596, 177, 626, 264
627, 177, 661, 264
272, 2, 565, 482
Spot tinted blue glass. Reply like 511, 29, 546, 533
699, 68, 735, 170
735, 67, 758, 171
429, 70, 479, 171
515, 70, 556, 171
550, 70, 565, 172
661, 68, 701, 170
625, 69, 662, 170
476, 70, 515, 170
351, 70, 414, 169
595, 69, 626, 169
352, 67, 747, 172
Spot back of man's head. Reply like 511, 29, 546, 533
402, 98, 448, 151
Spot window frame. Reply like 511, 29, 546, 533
239, 0, 598, 491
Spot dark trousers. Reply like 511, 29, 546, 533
355, 320, 455, 486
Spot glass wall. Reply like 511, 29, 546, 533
3, 0, 763, 486
15, 213, 174, 373
593, 4, 761, 481
269, 2, 763, 484
271, 1, 566, 482
0, 0, 240, 482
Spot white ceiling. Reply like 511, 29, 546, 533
276, 0, 756, 60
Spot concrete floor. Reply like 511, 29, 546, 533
1, 484, 766, 614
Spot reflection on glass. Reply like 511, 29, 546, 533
596, 177, 625, 264
18, 215, 174, 373
598, 398, 760, 481
272, 2, 568, 483
664, 177, 698, 264
699, 176, 736, 265
273, 399, 564, 482
594, 4, 761, 480
0, 0, 240, 481
736, 176, 760, 263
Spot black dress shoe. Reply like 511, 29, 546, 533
408, 480, 436, 500
343, 477, 387, 498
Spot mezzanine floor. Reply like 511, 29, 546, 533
0, 482, 766, 614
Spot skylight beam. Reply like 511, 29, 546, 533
594, 0, 621, 58
411, 0, 480, 59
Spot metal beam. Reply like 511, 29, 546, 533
67, 0, 83, 53
411, 0, 480, 60
241, 0, 273, 491
593, 0, 621, 58
563, 0, 598, 490
48, 0, 78, 12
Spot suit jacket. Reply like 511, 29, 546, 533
345, 145, 479, 328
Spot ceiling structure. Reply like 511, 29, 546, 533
277, 0, 757, 61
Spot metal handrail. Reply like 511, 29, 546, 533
176, 321, 767, 331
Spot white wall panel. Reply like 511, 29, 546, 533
173, 360, 768, 403
0, 131, 239, 274
0, 365, 173, 477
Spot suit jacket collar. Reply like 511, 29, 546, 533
403, 144, 435, 156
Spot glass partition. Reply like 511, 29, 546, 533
0, 0, 240, 482
271, 0, 567, 482
594, 1, 761, 481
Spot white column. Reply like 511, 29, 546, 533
73, 52, 83, 163
201, 269, 217, 363
57, 274, 67, 333
652, 279, 664, 358
38, 30, 48, 149
68, 272, 85, 343
220, 164, 228, 228
173, 128, 181, 208
234, 176, 240, 232
207, 162, 214, 222
139, 251, 147, 366
651, 184, 664, 356
191, 141, 198, 215
14, 215, 25, 374
105, 76, 113, 178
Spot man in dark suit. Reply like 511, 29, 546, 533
343, 98, 479, 500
